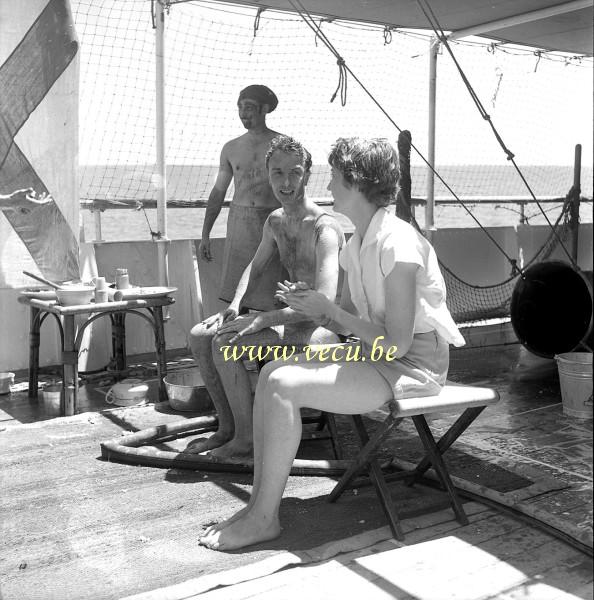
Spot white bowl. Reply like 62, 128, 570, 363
105, 379, 149, 407
56, 285, 95, 306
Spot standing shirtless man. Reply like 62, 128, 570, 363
199, 84, 285, 310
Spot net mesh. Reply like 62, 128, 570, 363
71, 0, 592, 323
439, 197, 574, 322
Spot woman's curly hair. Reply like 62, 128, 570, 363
328, 138, 399, 207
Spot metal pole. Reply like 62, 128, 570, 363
426, 36, 439, 238
93, 209, 103, 242
448, 0, 591, 41
155, 1, 169, 289
570, 144, 582, 262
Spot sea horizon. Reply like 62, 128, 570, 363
79, 163, 593, 243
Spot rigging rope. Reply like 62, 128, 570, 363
286, 0, 522, 271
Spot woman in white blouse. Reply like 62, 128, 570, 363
199, 137, 464, 551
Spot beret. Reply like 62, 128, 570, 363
238, 85, 278, 112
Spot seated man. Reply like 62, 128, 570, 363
189, 135, 344, 460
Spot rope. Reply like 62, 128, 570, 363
253, 6, 265, 37
330, 58, 348, 106
415, 0, 579, 271
286, 0, 520, 270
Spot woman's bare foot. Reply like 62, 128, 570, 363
202, 505, 251, 537
199, 513, 281, 551
208, 439, 253, 461
184, 430, 232, 454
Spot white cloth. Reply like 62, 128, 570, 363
339, 208, 465, 347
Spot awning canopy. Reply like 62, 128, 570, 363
206, 0, 593, 56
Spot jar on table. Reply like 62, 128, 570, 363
115, 268, 130, 290
94, 276, 109, 303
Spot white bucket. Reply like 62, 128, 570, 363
555, 352, 593, 419
0, 372, 15, 395
42, 385, 63, 416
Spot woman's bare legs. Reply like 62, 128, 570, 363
202, 329, 339, 535
199, 359, 392, 550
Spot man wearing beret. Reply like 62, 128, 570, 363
199, 84, 286, 310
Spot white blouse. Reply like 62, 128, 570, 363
339, 208, 465, 347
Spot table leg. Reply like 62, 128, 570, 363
111, 313, 127, 375
62, 315, 78, 416
28, 307, 41, 399
154, 306, 167, 401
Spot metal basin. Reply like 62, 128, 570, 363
163, 369, 212, 412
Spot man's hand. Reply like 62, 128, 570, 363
200, 305, 238, 331
217, 313, 268, 344
199, 237, 212, 261
1, 189, 53, 215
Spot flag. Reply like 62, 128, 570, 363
0, 0, 79, 284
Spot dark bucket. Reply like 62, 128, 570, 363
511, 261, 593, 358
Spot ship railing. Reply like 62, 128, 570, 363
80, 196, 592, 243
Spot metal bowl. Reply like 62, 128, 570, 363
163, 369, 212, 412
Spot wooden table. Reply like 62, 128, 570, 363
18, 295, 175, 416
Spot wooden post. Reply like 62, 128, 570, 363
28, 307, 41, 399
396, 130, 413, 223
569, 144, 582, 263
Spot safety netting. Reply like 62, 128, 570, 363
71, 0, 593, 323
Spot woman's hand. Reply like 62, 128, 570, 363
274, 280, 310, 305
276, 282, 332, 322
216, 313, 268, 343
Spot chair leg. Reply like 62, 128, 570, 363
322, 412, 343, 460
412, 415, 468, 526
329, 414, 404, 540
410, 406, 486, 480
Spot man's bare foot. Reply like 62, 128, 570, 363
184, 431, 232, 454
199, 513, 281, 551
208, 439, 253, 461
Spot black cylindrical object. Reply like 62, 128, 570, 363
511, 261, 593, 358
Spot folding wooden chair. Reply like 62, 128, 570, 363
328, 384, 500, 540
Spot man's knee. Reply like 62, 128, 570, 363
189, 322, 215, 356
309, 327, 341, 345
212, 331, 237, 364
